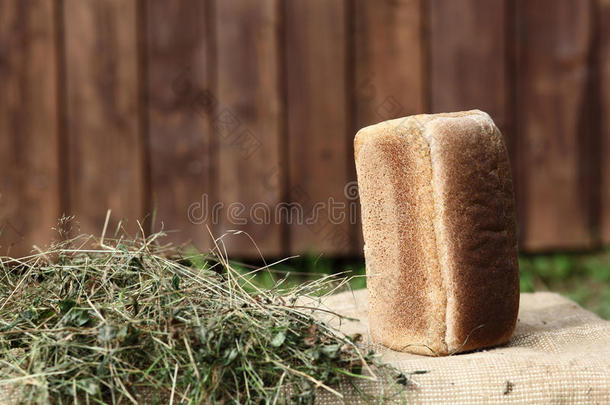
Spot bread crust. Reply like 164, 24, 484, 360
355, 110, 519, 355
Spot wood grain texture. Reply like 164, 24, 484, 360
429, 0, 508, 135
145, 0, 212, 249
600, 0, 610, 245
515, 0, 594, 250
63, 0, 143, 236
428, 0, 524, 242
215, 0, 282, 257
285, 0, 351, 255
0, 0, 59, 255
353, 0, 425, 252
1, 0, 608, 255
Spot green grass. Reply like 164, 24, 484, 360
224, 250, 610, 321
518, 250, 610, 320
0, 232, 404, 404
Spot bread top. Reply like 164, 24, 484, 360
355, 110, 491, 160
355, 110, 519, 354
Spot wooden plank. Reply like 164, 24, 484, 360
515, 0, 594, 250
63, 0, 143, 237
353, 0, 425, 253
145, 0, 212, 250
215, 0, 283, 257
600, 0, 610, 245
428, 0, 525, 244
285, 0, 351, 255
0, 0, 60, 256
428, 0, 509, 136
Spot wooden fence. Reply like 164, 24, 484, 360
1, 0, 609, 258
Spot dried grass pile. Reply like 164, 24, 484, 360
0, 221, 400, 404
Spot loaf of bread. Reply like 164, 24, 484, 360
354, 110, 519, 355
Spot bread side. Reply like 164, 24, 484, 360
355, 110, 519, 355
423, 111, 519, 353
355, 116, 447, 355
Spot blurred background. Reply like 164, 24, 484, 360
1, 1, 609, 315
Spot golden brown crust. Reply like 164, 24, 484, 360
355, 116, 446, 355
355, 110, 519, 355
424, 112, 519, 352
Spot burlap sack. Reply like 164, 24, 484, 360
313, 290, 610, 404
2, 291, 608, 404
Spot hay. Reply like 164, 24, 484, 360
0, 221, 400, 404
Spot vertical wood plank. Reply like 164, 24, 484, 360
428, 0, 526, 244
515, 0, 594, 250
285, 0, 351, 255
600, 0, 610, 245
145, 0, 212, 249
0, 0, 60, 255
428, 0, 509, 137
63, 0, 143, 236
215, 0, 283, 257
353, 0, 425, 253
